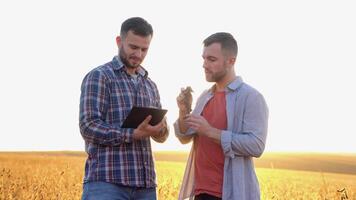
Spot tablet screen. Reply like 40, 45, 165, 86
121, 106, 167, 128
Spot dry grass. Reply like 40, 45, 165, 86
1, 152, 355, 200
258, 168, 356, 200
0, 153, 83, 199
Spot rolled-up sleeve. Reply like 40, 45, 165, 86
174, 119, 195, 144
79, 70, 134, 146
221, 91, 268, 157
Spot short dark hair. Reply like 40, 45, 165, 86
120, 17, 153, 38
203, 32, 238, 57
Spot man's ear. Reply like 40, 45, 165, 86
116, 36, 121, 47
229, 57, 236, 66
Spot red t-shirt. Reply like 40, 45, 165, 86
194, 91, 227, 198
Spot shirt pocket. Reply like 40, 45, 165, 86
140, 85, 160, 108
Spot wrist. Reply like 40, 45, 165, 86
208, 128, 221, 140
133, 129, 143, 140
179, 110, 188, 119
179, 111, 186, 115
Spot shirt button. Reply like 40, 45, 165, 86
144, 162, 147, 165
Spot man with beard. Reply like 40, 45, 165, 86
79, 17, 168, 200
175, 32, 268, 200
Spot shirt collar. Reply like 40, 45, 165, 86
112, 55, 148, 77
209, 76, 244, 93
227, 76, 244, 91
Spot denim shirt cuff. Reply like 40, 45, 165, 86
221, 130, 235, 158
174, 119, 195, 137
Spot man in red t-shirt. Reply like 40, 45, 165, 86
178, 32, 237, 200
175, 32, 268, 200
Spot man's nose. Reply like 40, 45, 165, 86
203, 60, 208, 69
134, 49, 143, 58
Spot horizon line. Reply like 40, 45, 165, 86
0, 150, 355, 155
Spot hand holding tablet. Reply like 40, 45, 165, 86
121, 106, 168, 128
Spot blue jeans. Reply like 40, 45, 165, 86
82, 181, 157, 200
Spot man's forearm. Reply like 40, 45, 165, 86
207, 127, 222, 144
178, 110, 189, 133
151, 126, 169, 143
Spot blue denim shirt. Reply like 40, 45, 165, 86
174, 76, 268, 200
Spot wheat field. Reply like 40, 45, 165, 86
1, 152, 355, 200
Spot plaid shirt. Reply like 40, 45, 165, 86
79, 56, 168, 188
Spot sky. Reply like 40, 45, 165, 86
0, 0, 355, 153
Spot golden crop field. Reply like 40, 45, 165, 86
1, 152, 355, 200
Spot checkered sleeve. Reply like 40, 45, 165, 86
79, 70, 133, 145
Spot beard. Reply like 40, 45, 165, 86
205, 62, 229, 82
206, 69, 227, 82
119, 47, 141, 69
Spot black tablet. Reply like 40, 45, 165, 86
121, 106, 168, 128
